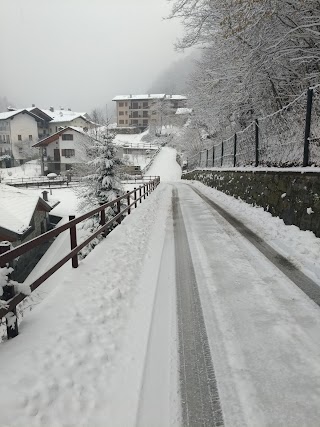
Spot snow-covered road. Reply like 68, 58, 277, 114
1, 147, 320, 426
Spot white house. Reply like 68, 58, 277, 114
0, 109, 43, 166
33, 126, 97, 174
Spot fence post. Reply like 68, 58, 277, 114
303, 88, 314, 167
143, 185, 146, 200
255, 119, 259, 167
69, 215, 78, 268
212, 146, 215, 167
134, 187, 137, 208
117, 200, 121, 224
127, 191, 131, 215
99, 206, 107, 237
100, 208, 106, 226
233, 134, 237, 167
0, 242, 18, 339
221, 141, 224, 167
139, 187, 142, 203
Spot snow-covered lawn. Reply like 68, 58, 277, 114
0, 160, 41, 180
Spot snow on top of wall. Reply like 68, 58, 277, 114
164, 94, 187, 100
0, 184, 41, 234
176, 108, 192, 115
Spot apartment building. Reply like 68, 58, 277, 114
112, 94, 187, 129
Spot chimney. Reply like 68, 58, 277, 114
148, 94, 150, 98
49, 106, 54, 112
129, 94, 132, 98
68, 108, 71, 111
32, 103, 35, 107
41, 190, 48, 202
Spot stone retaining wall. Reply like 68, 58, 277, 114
183, 169, 320, 237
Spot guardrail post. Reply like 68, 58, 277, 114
143, 185, 146, 200
69, 215, 78, 268
117, 200, 121, 224
127, 191, 131, 215
303, 88, 314, 167
255, 119, 259, 167
0, 242, 18, 339
139, 187, 142, 203
221, 141, 224, 167
234, 133, 237, 167
134, 187, 137, 208
99, 207, 106, 237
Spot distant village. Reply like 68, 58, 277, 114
0, 94, 190, 279
0, 94, 189, 174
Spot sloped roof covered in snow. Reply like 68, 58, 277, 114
0, 184, 52, 236
33, 126, 95, 147
41, 110, 89, 123
0, 109, 44, 121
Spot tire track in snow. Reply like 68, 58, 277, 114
173, 187, 224, 427
190, 184, 320, 308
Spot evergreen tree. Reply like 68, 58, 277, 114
76, 130, 124, 258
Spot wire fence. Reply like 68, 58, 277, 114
186, 87, 320, 170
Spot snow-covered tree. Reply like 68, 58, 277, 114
75, 129, 124, 258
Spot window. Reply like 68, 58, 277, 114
119, 120, 124, 124
29, 135, 33, 141
19, 147, 23, 153
119, 102, 124, 107
6, 135, 9, 143
132, 119, 138, 124
18, 135, 22, 141
125, 102, 127, 107
143, 120, 148, 126
143, 102, 148, 108
119, 111, 124, 116
61, 149, 75, 157
125, 120, 128, 124
55, 126, 58, 132
132, 102, 139, 109
143, 111, 148, 118
61, 134, 73, 140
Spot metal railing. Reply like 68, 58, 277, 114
187, 87, 320, 170
0, 176, 160, 340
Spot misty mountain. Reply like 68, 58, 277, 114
147, 51, 198, 96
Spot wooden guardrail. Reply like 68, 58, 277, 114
0, 176, 160, 339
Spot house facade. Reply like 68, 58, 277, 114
0, 109, 43, 166
33, 126, 96, 174
112, 94, 187, 130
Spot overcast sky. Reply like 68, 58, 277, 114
0, 0, 184, 114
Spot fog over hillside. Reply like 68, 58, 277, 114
148, 52, 198, 96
